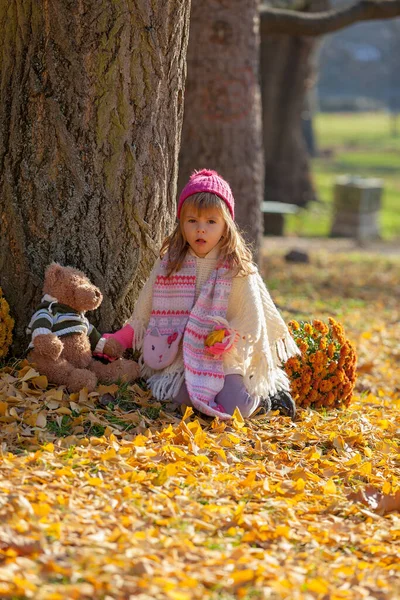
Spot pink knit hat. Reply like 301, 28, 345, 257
177, 169, 235, 219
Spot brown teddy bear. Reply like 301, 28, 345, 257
27, 263, 139, 392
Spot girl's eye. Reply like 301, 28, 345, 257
208, 220, 216, 224
188, 219, 196, 223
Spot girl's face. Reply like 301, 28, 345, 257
181, 206, 226, 258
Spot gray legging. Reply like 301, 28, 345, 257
173, 374, 260, 418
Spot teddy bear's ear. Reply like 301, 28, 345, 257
44, 262, 65, 289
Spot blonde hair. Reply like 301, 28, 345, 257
160, 192, 255, 277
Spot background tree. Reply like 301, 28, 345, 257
178, 0, 264, 255
259, 0, 400, 216
388, 19, 400, 136
0, 0, 191, 350
261, 0, 328, 210
261, 0, 400, 36
180, 0, 400, 246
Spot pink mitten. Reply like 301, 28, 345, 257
93, 324, 135, 362
103, 324, 134, 349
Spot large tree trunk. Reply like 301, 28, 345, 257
178, 0, 263, 257
0, 1, 190, 351
261, 33, 317, 209
261, 0, 329, 213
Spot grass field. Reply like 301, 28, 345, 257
286, 112, 400, 239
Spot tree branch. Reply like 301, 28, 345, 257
260, 0, 400, 36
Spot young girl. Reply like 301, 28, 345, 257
100, 169, 299, 420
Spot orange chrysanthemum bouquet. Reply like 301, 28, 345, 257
285, 318, 357, 410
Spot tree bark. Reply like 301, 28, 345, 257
0, 0, 190, 351
261, 31, 317, 209
261, 0, 328, 214
178, 0, 263, 258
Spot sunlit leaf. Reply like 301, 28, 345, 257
35, 411, 47, 428
348, 486, 400, 515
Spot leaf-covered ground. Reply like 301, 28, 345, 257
1, 244, 399, 600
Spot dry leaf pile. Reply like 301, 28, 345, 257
0, 249, 399, 600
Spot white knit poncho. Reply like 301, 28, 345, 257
128, 247, 300, 401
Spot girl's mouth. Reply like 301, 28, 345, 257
196, 239, 206, 244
